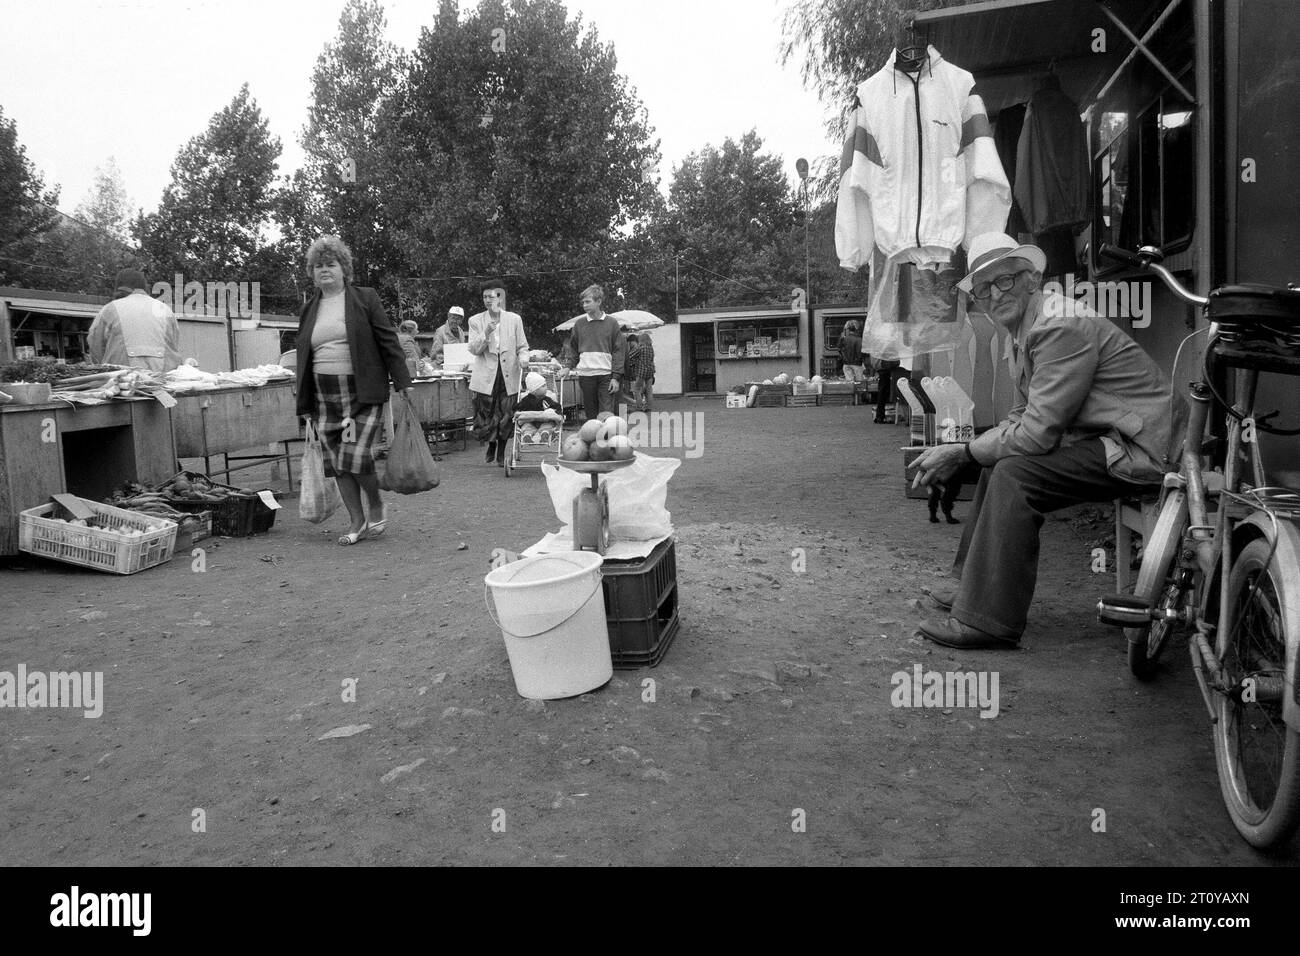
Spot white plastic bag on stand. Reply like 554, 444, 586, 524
541, 452, 681, 541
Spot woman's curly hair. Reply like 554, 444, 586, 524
306, 235, 354, 281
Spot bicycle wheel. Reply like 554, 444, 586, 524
1213, 537, 1300, 850
1126, 490, 1188, 680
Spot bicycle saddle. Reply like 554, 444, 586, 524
1209, 285, 1300, 352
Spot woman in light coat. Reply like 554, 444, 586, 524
467, 279, 529, 466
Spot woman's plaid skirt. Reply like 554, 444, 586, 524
313, 373, 384, 477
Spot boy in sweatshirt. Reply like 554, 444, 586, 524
564, 284, 624, 421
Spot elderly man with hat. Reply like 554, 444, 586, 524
429, 305, 468, 365
87, 268, 182, 373
910, 233, 1175, 649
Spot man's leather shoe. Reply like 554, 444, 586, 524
923, 586, 955, 612
917, 617, 1018, 650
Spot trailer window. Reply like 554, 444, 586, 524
1094, 91, 1194, 255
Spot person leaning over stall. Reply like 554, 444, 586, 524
397, 320, 422, 376
294, 236, 414, 545
563, 284, 624, 421
468, 279, 529, 467
909, 232, 1174, 649
430, 306, 468, 364
87, 268, 182, 373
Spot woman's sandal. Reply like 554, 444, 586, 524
338, 523, 369, 546
368, 505, 388, 538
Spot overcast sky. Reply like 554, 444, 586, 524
0, 0, 838, 220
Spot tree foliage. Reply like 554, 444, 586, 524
779, 0, 970, 137
0, 105, 62, 289
298, 0, 404, 288
133, 84, 295, 306
369, 0, 660, 338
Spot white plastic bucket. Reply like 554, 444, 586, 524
484, 551, 612, 699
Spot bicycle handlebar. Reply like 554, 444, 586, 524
1097, 243, 1210, 308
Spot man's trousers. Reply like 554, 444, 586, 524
951, 439, 1153, 641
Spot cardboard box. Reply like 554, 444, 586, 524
725, 394, 747, 408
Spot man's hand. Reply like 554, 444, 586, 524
607, 378, 621, 394
907, 443, 970, 490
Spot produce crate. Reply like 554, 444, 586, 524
601, 537, 679, 668
791, 381, 822, 396
164, 472, 277, 537
784, 393, 819, 407
174, 511, 212, 551
818, 392, 855, 406
821, 381, 856, 395
18, 498, 177, 574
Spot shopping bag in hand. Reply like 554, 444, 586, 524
384, 394, 440, 494
299, 420, 342, 523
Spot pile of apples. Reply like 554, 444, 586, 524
561, 412, 635, 462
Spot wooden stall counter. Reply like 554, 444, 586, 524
0, 397, 177, 555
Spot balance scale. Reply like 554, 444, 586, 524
558, 458, 635, 554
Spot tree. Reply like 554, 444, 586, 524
74, 157, 131, 241
0, 105, 62, 289
370, 0, 660, 337
627, 131, 801, 311
779, 0, 971, 137
298, 0, 404, 288
133, 84, 288, 296
50, 157, 140, 295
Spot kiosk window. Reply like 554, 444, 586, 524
716, 317, 800, 358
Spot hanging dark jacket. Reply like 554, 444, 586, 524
1013, 75, 1090, 233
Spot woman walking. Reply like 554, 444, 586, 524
294, 236, 414, 545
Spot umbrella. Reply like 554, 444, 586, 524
552, 309, 665, 333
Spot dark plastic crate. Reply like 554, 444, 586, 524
601, 537, 678, 667
609, 584, 679, 669
165, 473, 277, 537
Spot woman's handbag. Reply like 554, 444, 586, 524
384, 393, 440, 494
299, 419, 342, 523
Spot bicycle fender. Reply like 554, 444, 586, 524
1238, 513, 1300, 729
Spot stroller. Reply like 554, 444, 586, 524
504, 368, 565, 477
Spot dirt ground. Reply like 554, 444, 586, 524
0, 398, 1293, 866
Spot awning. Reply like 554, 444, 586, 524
913, 0, 1166, 113
2, 297, 103, 320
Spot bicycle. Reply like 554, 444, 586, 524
1096, 244, 1300, 851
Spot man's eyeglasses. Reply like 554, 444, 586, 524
969, 269, 1031, 301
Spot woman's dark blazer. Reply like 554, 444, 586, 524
295, 283, 414, 415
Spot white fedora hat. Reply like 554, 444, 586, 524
957, 232, 1047, 293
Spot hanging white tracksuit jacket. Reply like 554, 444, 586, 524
836, 46, 1010, 268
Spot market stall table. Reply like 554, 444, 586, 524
169, 380, 301, 488
0, 397, 177, 555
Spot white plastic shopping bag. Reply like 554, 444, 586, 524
541, 452, 681, 541
299, 419, 342, 524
